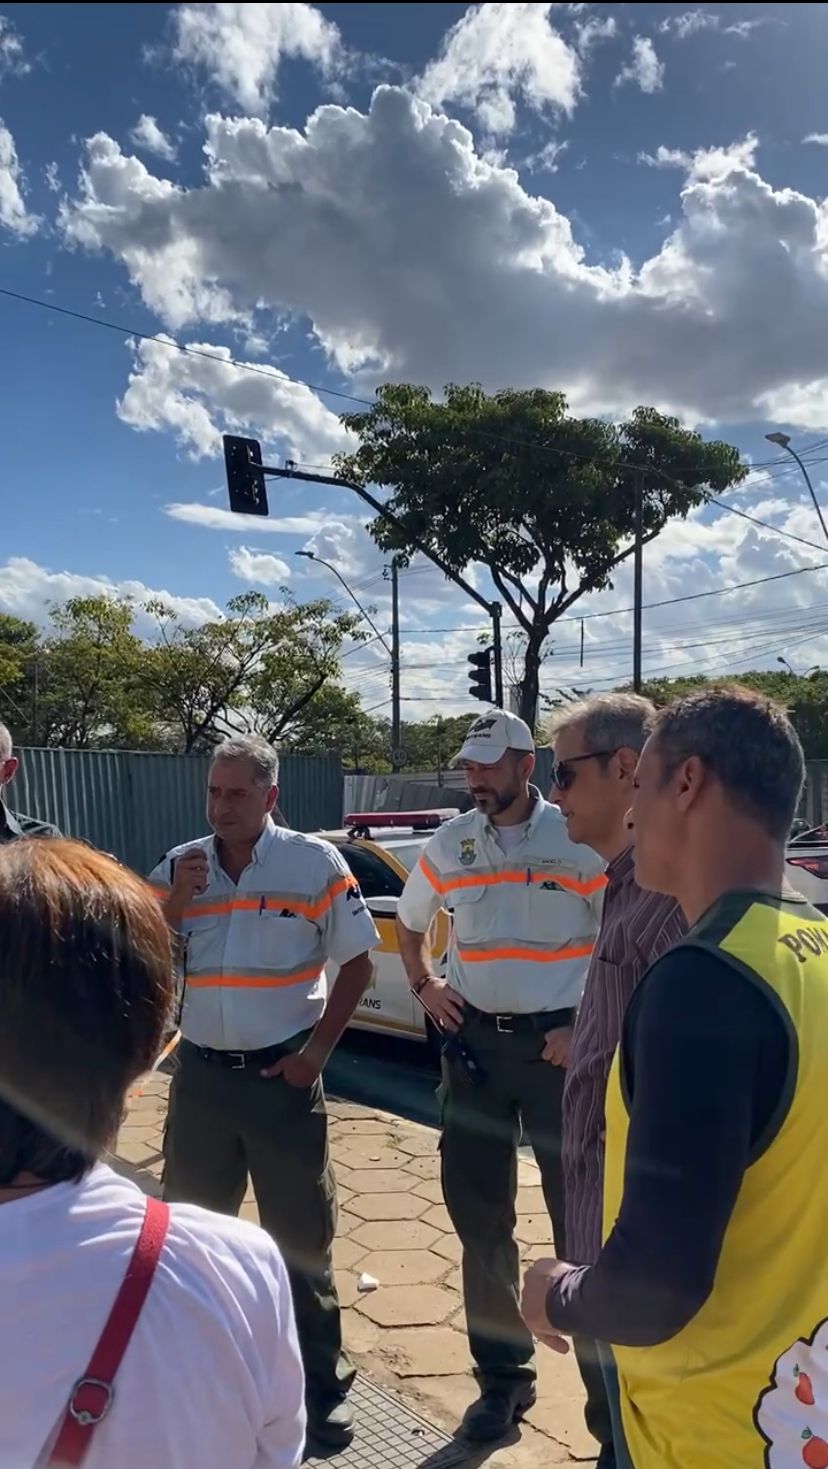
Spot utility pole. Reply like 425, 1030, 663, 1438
633, 469, 644, 694
491, 602, 504, 709
390, 557, 402, 770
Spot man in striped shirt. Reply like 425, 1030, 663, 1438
547, 695, 685, 1468
149, 735, 378, 1450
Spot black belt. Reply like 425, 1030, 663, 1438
462, 1003, 575, 1035
183, 1037, 300, 1071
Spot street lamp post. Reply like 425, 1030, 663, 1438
295, 550, 403, 770
765, 431, 828, 547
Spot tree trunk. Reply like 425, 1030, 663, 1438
519, 626, 545, 730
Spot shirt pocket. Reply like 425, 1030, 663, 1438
446, 884, 489, 943
527, 882, 588, 948
253, 906, 320, 972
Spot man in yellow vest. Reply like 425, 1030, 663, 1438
521, 685, 828, 1469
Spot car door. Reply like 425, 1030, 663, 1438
332, 843, 422, 1040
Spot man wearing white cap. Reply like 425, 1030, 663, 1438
397, 710, 605, 1443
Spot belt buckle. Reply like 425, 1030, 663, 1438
228, 1051, 247, 1070
495, 1015, 513, 1033
69, 1377, 114, 1427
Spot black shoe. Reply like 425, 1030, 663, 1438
306, 1398, 355, 1448
461, 1385, 537, 1443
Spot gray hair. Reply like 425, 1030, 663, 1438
547, 693, 656, 757
0, 721, 12, 761
210, 735, 279, 788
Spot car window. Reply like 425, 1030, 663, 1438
340, 843, 404, 899
384, 840, 427, 872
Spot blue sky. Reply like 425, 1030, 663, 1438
3, 1, 828, 715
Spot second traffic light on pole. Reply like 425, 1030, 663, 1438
468, 647, 493, 703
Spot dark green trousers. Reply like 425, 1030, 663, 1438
440, 1016, 568, 1390
162, 1039, 354, 1406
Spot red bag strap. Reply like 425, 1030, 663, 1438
46, 1195, 170, 1467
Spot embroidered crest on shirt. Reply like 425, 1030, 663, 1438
459, 838, 477, 867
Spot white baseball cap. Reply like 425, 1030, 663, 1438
453, 710, 535, 766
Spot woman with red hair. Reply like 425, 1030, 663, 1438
0, 838, 305, 1468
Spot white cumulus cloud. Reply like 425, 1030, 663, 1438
59, 89, 828, 432
615, 36, 664, 93
228, 545, 292, 586
117, 334, 349, 461
171, 1, 343, 116
0, 13, 29, 78
0, 557, 221, 632
164, 503, 332, 535
804, 133, 828, 148
0, 122, 39, 236
419, 2, 581, 137
130, 114, 177, 161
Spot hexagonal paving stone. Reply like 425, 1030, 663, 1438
335, 1119, 391, 1135
515, 1213, 555, 1246
516, 1185, 548, 1216
421, 1203, 453, 1233
354, 1283, 459, 1327
394, 1131, 439, 1158
411, 1177, 445, 1205
357, 1250, 450, 1287
342, 1168, 417, 1194
402, 1154, 441, 1180
382, 1326, 472, 1378
332, 1235, 367, 1271
432, 1232, 463, 1264
348, 1192, 430, 1222
336, 1210, 363, 1239
352, 1219, 442, 1252
335, 1145, 411, 1171
333, 1271, 361, 1308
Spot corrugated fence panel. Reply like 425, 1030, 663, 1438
15, 748, 132, 860
277, 753, 343, 834
14, 748, 343, 874
126, 752, 212, 875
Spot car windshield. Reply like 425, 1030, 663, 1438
383, 840, 427, 872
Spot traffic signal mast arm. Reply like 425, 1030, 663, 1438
223, 435, 504, 706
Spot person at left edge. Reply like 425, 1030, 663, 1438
149, 735, 379, 1450
0, 719, 60, 842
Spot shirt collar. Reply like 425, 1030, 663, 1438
0, 798, 22, 841
606, 844, 635, 887
209, 815, 279, 875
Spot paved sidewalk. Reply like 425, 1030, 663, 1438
115, 1073, 596, 1467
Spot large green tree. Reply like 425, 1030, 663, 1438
641, 670, 828, 761
143, 591, 365, 753
337, 384, 746, 725
35, 597, 153, 748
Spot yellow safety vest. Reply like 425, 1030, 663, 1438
603, 890, 828, 1469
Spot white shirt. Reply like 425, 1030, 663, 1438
398, 790, 606, 1014
0, 1164, 305, 1469
149, 819, 379, 1050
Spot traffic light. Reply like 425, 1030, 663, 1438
223, 434, 269, 516
468, 647, 493, 703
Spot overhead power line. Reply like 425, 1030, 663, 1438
5, 284, 828, 560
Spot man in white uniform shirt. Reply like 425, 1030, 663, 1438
150, 735, 378, 1449
397, 712, 605, 1443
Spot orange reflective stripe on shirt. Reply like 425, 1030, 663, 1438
456, 943, 595, 965
181, 874, 356, 923
420, 862, 606, 900
185, 965, 324, 990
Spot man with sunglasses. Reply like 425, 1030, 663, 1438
0, 721, 59, 843
546, 695, 685, 1467
397, 710, 605, 1443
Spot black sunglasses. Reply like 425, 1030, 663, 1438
551, 749, 618, 791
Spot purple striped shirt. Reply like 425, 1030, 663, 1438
561, 846, 686, 1265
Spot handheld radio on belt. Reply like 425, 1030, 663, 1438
411, 987, 487, 1086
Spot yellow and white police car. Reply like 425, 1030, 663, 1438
316, 810, 457, 1047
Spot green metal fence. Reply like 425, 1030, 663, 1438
12, 747, 343, 875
